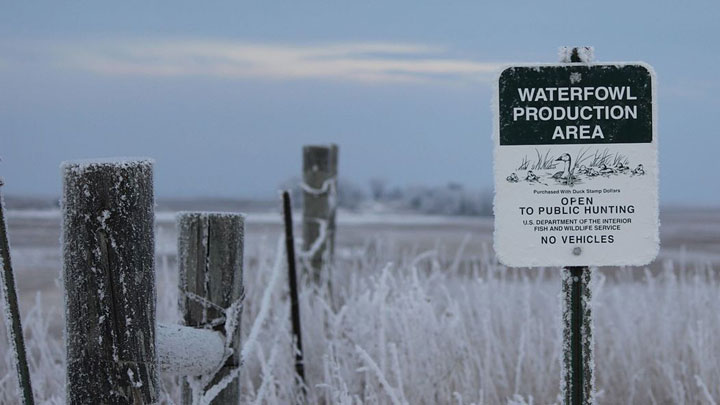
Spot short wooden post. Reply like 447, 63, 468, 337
301, 144, 338, 283
61, 158, 158, 404
177, 212, 244, 404
560, 47, 595, 405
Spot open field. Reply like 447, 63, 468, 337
1, 205, 720, 403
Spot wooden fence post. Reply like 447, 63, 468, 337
301, 144, 338, 283
61, 158, 158, 404
177, 212, 244, 404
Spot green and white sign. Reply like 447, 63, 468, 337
493, 63, 658, 267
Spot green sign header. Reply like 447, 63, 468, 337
498, 64, 653, 145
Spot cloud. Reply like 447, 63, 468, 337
33, 38, 502, 84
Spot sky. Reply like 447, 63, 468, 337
0, 1, 718, 206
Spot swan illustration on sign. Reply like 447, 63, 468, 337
505, 147, 646, 187
551, 153, 573, 181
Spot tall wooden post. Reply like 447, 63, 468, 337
0, 181, 35, 404
301, 144, 338, 283
177, 212, 244, 404
62, 158, 158, 404
560, 46, 595, 405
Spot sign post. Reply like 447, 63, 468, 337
493, 47, 659, 404
562, 47, 594, 405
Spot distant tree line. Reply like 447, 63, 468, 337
281, 177, 492, 216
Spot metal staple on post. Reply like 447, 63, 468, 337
61, 158, 158, 404
177, 212, 245, 405
301, 144, 339, 284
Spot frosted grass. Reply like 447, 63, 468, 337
1, 236, 719, 404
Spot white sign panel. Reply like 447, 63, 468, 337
493, 63, 659, 267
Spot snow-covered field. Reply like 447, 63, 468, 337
1, 208, 720, 404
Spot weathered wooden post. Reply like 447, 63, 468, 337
301, 144, 338, 283
177, 212, 244, 404
62, 158, 158, 404
560, 47, 594, 405
0, 180, 35, 404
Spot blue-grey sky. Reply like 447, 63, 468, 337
0, 1, 718, 205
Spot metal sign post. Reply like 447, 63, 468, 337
282, 191, 307, 398
563, 47, 594, 405
563, 264, 592, 404
0, 180, 35, 405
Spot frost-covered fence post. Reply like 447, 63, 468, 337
62, 158, 158, 404
560, 46, 595, 405
0, 181, 35, 405
178, 212, 244, 404
301, 144, 338, 284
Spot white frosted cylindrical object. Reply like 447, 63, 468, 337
156, 323, 227, 376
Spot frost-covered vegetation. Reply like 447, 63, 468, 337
1, 234, 719, 404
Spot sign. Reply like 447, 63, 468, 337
493, 63, 658, 267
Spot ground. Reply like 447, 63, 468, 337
1, 204, 719, 404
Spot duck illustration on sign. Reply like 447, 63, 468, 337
505, 147, 645, 187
